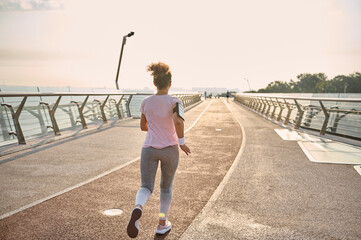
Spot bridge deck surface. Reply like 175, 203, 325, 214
0, 99, 360, 239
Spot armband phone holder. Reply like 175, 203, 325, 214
173, 102, 185, 121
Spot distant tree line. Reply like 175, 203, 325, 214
250, 72, 361, 93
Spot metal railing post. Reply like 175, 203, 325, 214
261, 98, 267, 114
40, 96, 62, 135
257, 97, 263, 112
100, 95, 110, 123
319, 100, 330, 135
126, 95, 133, 117
253, 97, 259, 110
247, 97, 251, 108
245, 97, 252, 108
276, 99, 284, 121
0, 106, 11, 141
71, 95, 89, 129
265, 98, 272, 116
115, 95, 124, 119
254, 97, 259, 111
251, 97, 256, 109
1, 96, 27, 144
294, 99, 304, 129
251, 97, 255, 109
50, 96, 61, 135
270, 98, 277, 119
248, 96, 254, 108
284, 99, 292, 125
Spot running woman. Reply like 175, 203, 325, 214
127, 62, 191, 238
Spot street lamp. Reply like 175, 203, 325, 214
115, 31, 135, 90
244, 78, 251, 92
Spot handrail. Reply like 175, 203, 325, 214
0, 92, 152, 97
0, 92, 202, 146
239, 93, 361, 103
233, 93, 361, 140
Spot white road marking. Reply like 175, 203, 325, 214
298, 141, 361, 165
274, 129, 303, 141
311, 142, 327, 151
0, 100, 212, 220
185, 100, 213, 133
103, 209, 123, 216
354, 166, 361, 176
298, 141, 318, 163
276, 128, 361, 165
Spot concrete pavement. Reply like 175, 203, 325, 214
180, 100, 361, 240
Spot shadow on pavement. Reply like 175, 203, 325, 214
0, 120, 136, 165
154, 230, 171, 239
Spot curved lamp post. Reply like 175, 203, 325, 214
244, 77, 251, 92
115, 31, 135, 90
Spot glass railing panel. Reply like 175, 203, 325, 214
235, 93, 361, 140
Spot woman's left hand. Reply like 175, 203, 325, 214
180, 144, 191, 155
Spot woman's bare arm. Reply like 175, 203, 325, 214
140, 113, 148, 131
173, 112, 184, 138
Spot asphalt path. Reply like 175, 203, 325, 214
2, 98, 359, 239
0, 99, 243, 239
0, 100, 206, 218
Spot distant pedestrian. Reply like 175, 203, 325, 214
226, 91, 230, 102
127, 62, 191, 238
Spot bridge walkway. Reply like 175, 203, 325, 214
1, 99, 243, 239
1, 99, 360, 239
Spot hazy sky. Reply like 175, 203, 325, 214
0, 0, 360, 91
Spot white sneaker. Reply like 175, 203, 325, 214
155, 221, 172, 234
127, 207, 142, 238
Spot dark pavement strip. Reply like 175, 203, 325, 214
0, 99, 242, 240
180, 100, 361, 240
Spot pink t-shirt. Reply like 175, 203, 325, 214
140, 95, 182, 149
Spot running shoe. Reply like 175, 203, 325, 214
155, 221, 172, 234
127, 207, 142, 238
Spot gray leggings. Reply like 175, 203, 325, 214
135, 145, 179, 220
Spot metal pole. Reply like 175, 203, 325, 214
115, 36, 127, 90
244, 78, 251, 92
115, 32, 134, 90
319, 101, 330, 135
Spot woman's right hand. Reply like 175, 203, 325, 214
180, 144, 191, 155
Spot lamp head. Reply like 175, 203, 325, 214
127, 32, 135, 37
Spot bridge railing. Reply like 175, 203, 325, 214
0, 92, 201, 145
233, 93, 361, 140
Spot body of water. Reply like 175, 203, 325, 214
0, 86, 150, 146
